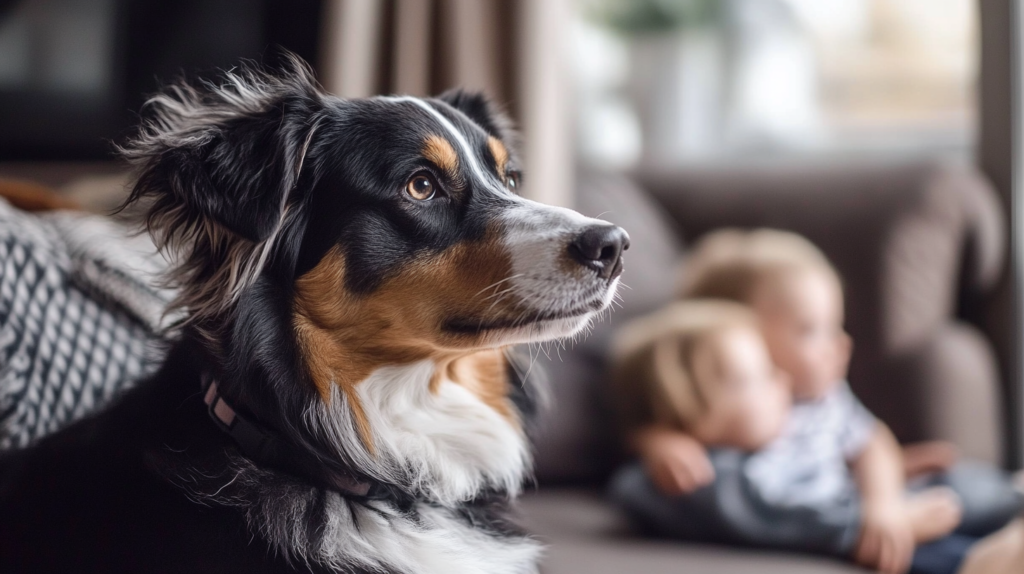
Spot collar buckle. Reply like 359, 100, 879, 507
203, 377, 236, 429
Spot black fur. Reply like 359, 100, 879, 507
0, 57, 538, 573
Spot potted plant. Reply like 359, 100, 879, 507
583, 0, 725, 164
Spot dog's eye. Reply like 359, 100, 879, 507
406, 175, 436, 201
506, 171, 521, 192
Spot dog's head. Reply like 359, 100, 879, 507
124, 57, 626, 500
126, 58, 625, 375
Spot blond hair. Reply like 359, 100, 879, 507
679, 228, 839, 304
611, 299, 758, 434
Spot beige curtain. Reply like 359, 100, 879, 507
318, 0, 573, 207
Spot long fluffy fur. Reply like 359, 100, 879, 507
170, 454, 540, 574
119, 58, 320, 341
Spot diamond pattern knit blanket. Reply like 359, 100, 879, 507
0, 198, 174, 450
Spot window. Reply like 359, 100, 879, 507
573, 0, 978, 167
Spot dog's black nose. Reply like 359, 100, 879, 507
569, 225, 630, 280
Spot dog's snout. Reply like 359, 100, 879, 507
568, 225, 629, 280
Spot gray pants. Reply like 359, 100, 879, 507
608, 453, 1022, 558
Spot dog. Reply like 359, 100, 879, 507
0, 56, 627, 574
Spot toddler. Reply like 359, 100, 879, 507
609, 229, 1023, 574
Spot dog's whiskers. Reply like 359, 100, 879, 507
473, 274, 523, 299
482, 285, 518, 302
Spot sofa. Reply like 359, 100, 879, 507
520, 160, 1008, 573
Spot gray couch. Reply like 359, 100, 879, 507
520, 161, 1007, 573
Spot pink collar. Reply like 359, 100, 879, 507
202, 377, 371, 497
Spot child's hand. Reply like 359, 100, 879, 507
855, 503, 915, 574
636, 428, 714, 496
905, 487, 962, 543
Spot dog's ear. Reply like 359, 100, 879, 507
437, 89, 516, 146
120, 58, 324, 327
143, 108, 302, 243
124, 59, 321, 244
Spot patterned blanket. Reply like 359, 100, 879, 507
0, 199, 174, 449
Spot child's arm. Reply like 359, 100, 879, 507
851, 423, 915, 574
902, 441, 958, 479
631, 426, 715, 496
610, 452, 865, 559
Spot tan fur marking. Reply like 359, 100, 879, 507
423, 135, 462, 185
293, 231, 525, 450
487, 136, 509, 176
441, 348, 516, 423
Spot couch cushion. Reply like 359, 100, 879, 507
517, 488, 865, 574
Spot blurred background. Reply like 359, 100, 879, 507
0, 0, 982, 186
0, 1, 1021, 572
574, 0, 977, 167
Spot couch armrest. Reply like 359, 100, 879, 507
636, 161, 1006, 463
894, 322, 1004, 462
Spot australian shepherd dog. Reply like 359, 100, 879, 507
0, 56, 627, 573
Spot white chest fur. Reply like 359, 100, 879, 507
313, 496, 541, 574
310, 359, 530, 505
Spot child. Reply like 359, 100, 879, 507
609, 229, 1023, 574
610, 299, 791, 458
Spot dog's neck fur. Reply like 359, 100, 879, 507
173, 452, 540, 574
165, 252, 537, 571
215, 355, 532, 504
172, 356, 536, 574
211, 289, 533, 505
308, 359, 530, 505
